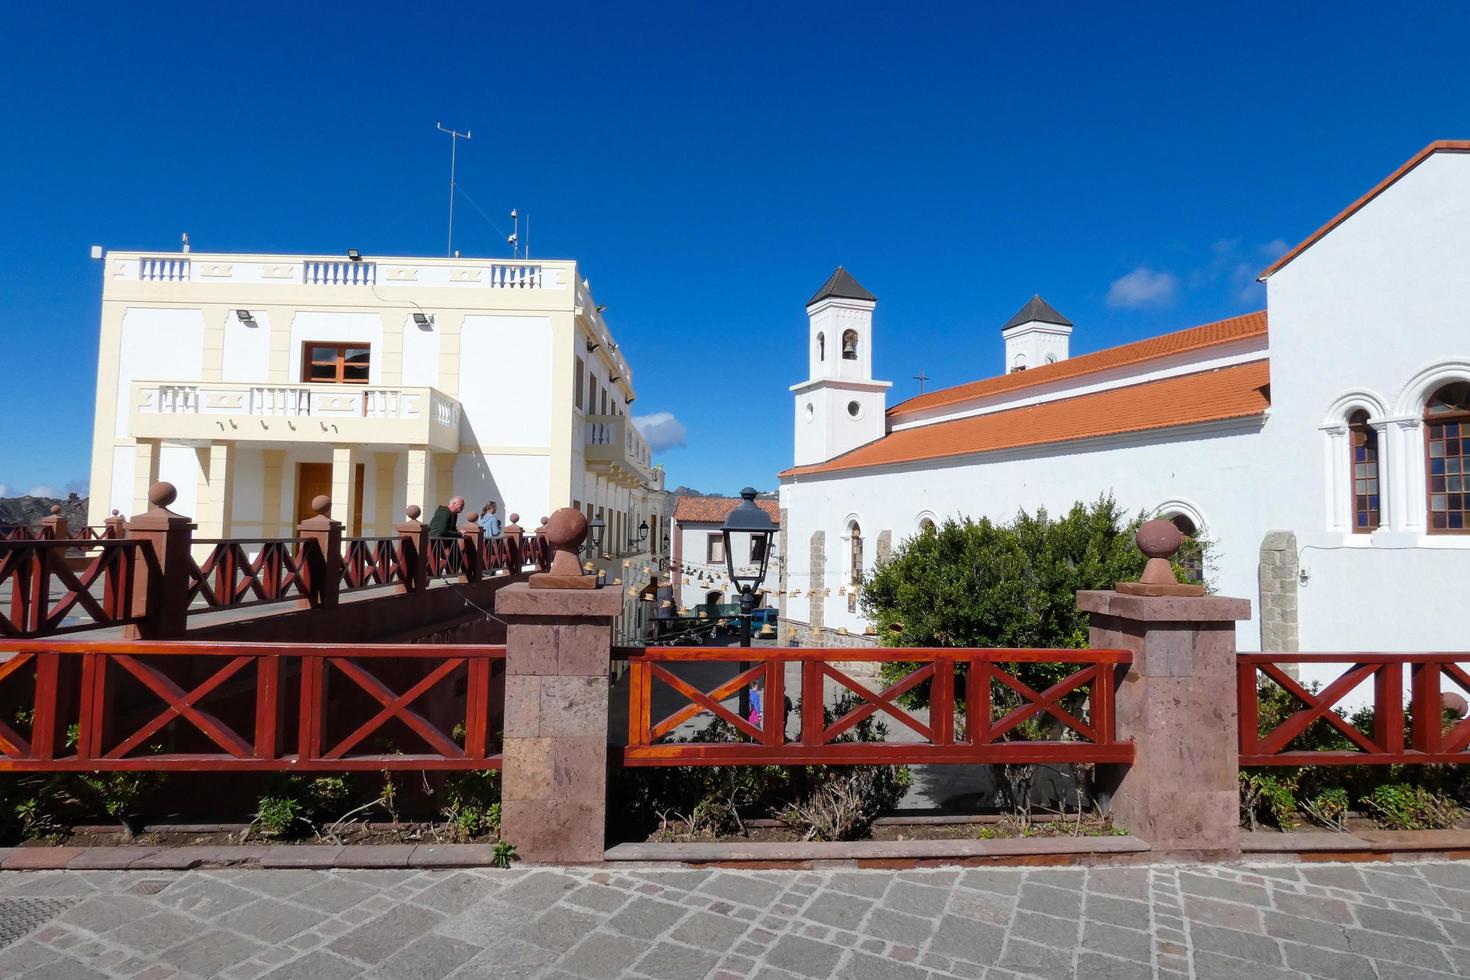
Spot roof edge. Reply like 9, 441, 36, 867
1260, 140, 1470, 280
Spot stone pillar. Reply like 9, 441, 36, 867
296, 495, 343, 609
125, 482, 195, 639
396, 505, 429, 594
495, 509, 620, 863
406, 448, 432, 518
876, 529, 893, 565
460, 521, 484, 582
372, 452, 398, 535
1258, 530, 1299, 654
330, 446, 357, 537
39, 505, 68, 540
809, 530, 826, 632
195, 442, 235, 541
261, 449, 286, 537
1078, 589, 1251, 859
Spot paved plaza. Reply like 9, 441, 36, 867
2, 859, 1470, 979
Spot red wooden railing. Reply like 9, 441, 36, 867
427, 537, 466, 578
1240, 653, 1470, 766
0, 540, 153, 638
0, 640, 504, 771
339, 537, 409, 592
617, 646, 1132, 766
185, 539, 317, 612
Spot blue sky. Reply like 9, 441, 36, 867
3, 2, 1469, 499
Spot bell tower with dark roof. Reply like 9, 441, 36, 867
1002, 294, 1073, 374
792, 267, 891, 466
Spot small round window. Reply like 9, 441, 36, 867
804, 402, 814, 422
847, 401, 861, 417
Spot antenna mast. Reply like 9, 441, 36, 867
508, 209, 519, 258
436, 122, 472, 257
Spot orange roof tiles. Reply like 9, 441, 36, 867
889, 312, 1267, 417
673, 496, 781, 525
1261, 140, 1470, 280
782, 360, 1270, 478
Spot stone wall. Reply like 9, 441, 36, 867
780, 618, 879, 649
876, 529, 892, 565
1258, 530, 1299, 653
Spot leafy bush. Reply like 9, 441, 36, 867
1301, 788, 1349, 831
441, 770, 501, 841
490, 840, 518, 868
1240, 771, 1298, 830
1360, 784, 1460, 830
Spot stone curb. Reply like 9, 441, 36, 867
604, 834, 1153, 869
0, 843, 496, 871
1243, 828, 1470, 860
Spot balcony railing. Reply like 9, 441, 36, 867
111, 254, 568, 291
131, 381, 461, 451
585, 414, 653, 487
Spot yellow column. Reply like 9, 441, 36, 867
373, 452, 398, 534
131, 439, 161, 516
266, 306, 296, 383
380, 312, 404, 386
435, 453, 457, 509
406, 448, 432, 517
436, 312, 465, 398
195, 442, 235, 538
201, 305, 229, 382
261, 449, 286, 537
330, 446, 358, 534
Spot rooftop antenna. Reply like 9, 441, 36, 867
508, 209, 519, 258
525, 212, 531, 261
436, 121, 472, 257
913, 368, 930, 393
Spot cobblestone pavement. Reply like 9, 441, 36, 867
2, 859, 1470, 979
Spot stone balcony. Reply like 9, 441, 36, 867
130, 380, 461, 451
585, 414, 653, 487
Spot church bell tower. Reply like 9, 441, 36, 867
791, 267, 892, 467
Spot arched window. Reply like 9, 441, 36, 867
841, 329, 859, 360
816, 332, 825, 361
1348, 410, 1380, 533
1012, 354, 1027, 373
919, 517, 936, 535
848, 521, 862, 613
1425, 381, 1470, 533
1167, 513, 1205, 585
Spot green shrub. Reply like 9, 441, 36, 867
490, 840, 517, 868
1360, 784, 1461, 830
1240, 771, 1298, 830
1301, 788, 1350, 831
441, 770, 501, 841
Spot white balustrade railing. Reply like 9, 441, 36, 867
140, 257, 191, 282
135, 381, 459, 432
304, 260, 376, 286
488, 263, 542, 288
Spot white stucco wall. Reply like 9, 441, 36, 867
221, 311, 272, 383
401, 314, 440, 388
459, 315, 553, 448
115, 308, 204, 436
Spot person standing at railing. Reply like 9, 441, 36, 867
428, 496, 465, 539
478, 500, 503, 537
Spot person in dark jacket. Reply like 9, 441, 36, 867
427, 496, 465, 539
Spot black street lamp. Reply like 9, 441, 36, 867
721, 487, 778, 717
585, 517, 606, 557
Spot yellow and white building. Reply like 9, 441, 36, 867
86, 249, 672, 558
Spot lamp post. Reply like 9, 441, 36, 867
584, 516, 606, 583
721, 487, 778, 718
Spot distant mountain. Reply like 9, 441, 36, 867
672, 486, 707, 497
0, 493, 88, 528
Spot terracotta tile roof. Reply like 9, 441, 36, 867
674, 496, 781, 525
889, 311, 1267, 417
1261, 140, 1470, 280
782, 360, 1270, 478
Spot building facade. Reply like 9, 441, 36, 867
780, 142, 1470, 684
87, 249, 672, 576
670, 495, 782, 615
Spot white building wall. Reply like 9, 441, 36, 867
401, 315, 440, 388
459, 315, 553, 448
115, 309, 204, 437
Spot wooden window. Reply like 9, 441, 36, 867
848, 522, 862, 613
574, 356, 585, 410
706, 532, 725, 564
304, 342, 370, 384
1426, 381, 1470, 533
1349, 410, 1381, 533
599, 386, 607, 415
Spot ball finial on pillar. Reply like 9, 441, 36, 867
405, 504, 422, 521
149, 482, 178, 510
49, 504, 62, 516
311, 495, 331, 517
1116, 517, 1203, 597
530, 507, 596, 589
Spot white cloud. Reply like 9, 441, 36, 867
632, 412, 687, 453
1259, 238, 1289, 260
26, 485, 58, 498
1106, 267, 1178, 309
0, 484, 7, 497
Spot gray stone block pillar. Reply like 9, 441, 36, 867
809, 530, 826, 632
1078, 590, 1252, 860
1258, 530, 1299, 653
495, 582, 621, 863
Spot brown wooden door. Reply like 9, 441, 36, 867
296, 462, 364, 536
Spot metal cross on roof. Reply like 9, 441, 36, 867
913, 369, 930, 393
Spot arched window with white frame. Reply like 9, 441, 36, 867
847, 520, 862, 613
1348, 409, 1381, 533
1426, 381, 1470, 533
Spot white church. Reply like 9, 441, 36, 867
778, 140, 1470, 688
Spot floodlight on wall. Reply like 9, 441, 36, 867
609, 376, 622, 384
236, 310, 256, 326
596, 304, 607, 313
586, 340, 601, 353
412, 313, 433, 329
346, 249, 362, 261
